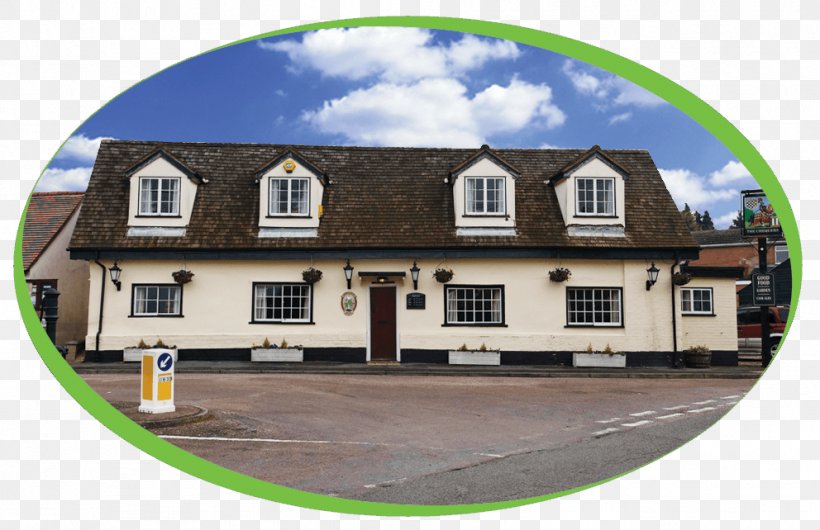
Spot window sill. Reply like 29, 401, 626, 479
135, 215, 183, 219
564, 324, 624, 329
682, 313, 716, 317
266, 215, 312, 219
573, 215, 619, 219
462, 214, 508, 218
441, 323, 508, 327
249, 321, 316, 325
129, 314, 184, 318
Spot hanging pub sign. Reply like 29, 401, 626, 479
752, 272, 776, 306
741, 189, 781, 238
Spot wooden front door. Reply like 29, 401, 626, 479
370, 287, 397, 361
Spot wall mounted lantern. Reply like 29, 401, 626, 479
343, 259, 354, 290
410, 261, 420, 291
646, 262, 660, 291
109, 262, 122, 291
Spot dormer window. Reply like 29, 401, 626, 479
466, 177, 506, 215
269, 177, 310, 217
138, 177, 180, 216
576, 177, 615, 216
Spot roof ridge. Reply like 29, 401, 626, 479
32, 191, 85, 196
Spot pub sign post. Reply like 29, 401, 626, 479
741, 189, 782, 367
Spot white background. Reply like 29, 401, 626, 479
0, 1, 817, 528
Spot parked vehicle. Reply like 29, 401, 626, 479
737, 305, 790, 354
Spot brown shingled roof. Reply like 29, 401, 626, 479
23, 192, 84, 271
69, 140, 698, 253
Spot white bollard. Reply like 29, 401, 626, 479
138, 348, 176, 414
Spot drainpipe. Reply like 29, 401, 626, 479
93, 258, 107, 355
670, 253, 679, 360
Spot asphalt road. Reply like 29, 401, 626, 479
82, 373, 754, 505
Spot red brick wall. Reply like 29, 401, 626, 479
689, 245, 776, 278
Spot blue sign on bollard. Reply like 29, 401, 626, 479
157, 352, 173, 372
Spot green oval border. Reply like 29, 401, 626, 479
13, 16, 801, 517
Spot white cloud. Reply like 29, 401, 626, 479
260, 28, 519, 83
563, 60, 665, 108
709, 160, 753, 186
608, 112, 632, 125
659, 167, 737, 210
55, 134, 111, 163
715, 210, 741, 229
302, 78, 565, 147
36, 167, 93, 192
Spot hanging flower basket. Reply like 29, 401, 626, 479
433, 268, 454, 283
172, 269, 194, 284
302, 267, 323, 284
672, 272, 692, 286
548, 267, 571, 282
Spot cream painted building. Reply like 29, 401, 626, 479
70, 141, 740, 365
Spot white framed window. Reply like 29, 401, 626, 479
269, 178, 310, 216
132, 285, 182, 316
445, 285, 504, 325
465, 177, 505, 215
774, 244, 789, 264
681, 288, 713, 315
253, 283, 312, 323
576, 177, 615, 216
567, 288, 622, 326
139, 177, 180, 216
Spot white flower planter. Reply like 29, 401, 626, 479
124, 347, 178, 362
251, 348, 304, 362
448, 350, 501, 366
572, 352, 626, 368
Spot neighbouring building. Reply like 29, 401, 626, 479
23, 191, 89, 347
68, 140, 741, 366
691, 228, 790, 302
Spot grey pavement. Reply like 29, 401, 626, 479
81, 373, 755, 504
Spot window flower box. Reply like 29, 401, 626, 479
251, 347, 304, 363
572, 352, 626, 368
124, 346, 178, 362
448, 349, 501, 366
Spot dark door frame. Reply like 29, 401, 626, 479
367, 284, 399, 362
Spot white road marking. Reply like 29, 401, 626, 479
657, 413, 684, 420
663, 405, 688, 411
595, 418, 621, 424
621, 420, 653, 428
475, 452, 503, 458
687, 407, 716, 413
721, 395, 741, 399
630, 410, 656, 417
692, 399, 716, 405
159, 435, 400, 447
593, 427, 620, 436
723, 401, 739, 406
364, 477, 408, 489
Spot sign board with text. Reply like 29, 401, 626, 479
752, 272, 776, 306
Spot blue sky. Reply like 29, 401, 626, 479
40, 28, 756, 227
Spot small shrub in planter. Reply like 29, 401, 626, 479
251, 337, 304, 362
672, 272, 692, 286
172, 269, 194, 284
433, 268, 454, 283
302, 267, 323, 284
572, 343, 626, 368
548, 267, 571, 282
684, 345, 712, 368
448, 343, 500, 365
